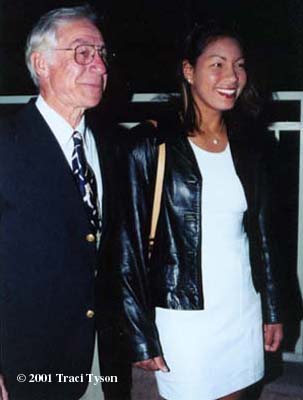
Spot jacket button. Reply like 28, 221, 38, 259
187, 177, 198, 184
86, 234, 95, 243
184, 213, 196, 222
86, 310, 95, 318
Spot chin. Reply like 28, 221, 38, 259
219, 100, 237, 111
84, 94, 103, 109
223, 104, 236, 111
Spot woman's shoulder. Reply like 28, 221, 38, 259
119, 120, 183, 166
124, 122, 159, 152
112, 122, 159, 167
229, 118, 273, 152
131, 122, 159, 142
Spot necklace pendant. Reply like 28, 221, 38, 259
213, 138, 219, 145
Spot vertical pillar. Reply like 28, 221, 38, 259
295, 97, 303, 355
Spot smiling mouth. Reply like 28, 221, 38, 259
216, 88, 237, 98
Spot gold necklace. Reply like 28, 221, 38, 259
201, 123, 225, 146
201, 131, 222, 145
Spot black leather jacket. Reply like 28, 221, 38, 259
116, 122, 281, 362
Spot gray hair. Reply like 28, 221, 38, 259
25, 4, 99, 87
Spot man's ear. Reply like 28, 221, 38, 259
30, 51, 50, 81
182, 59, 194, 85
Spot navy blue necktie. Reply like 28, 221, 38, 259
72, 131, 101, 239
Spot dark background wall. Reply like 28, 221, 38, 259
1, 0, 303, 94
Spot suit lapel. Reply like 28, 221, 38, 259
15, 100, 92, 234
172, 133, 203, 181
87, 116, 110, 244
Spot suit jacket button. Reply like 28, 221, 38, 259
86, 310, 95, 318
86, 234, 95, 243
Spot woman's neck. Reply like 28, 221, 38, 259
190, 116, 228, 153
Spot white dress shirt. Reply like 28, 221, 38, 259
36, 98, 104, 399
35, 95, 103, 222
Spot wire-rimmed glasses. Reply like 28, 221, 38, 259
54, 44, 112, 66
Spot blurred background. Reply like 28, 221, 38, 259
1, 0, 303, 94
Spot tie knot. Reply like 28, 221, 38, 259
73, 131, 83, 144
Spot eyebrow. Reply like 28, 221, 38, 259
69, 38, 105, 47
207, 54, 245, 62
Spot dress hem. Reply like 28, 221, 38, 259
157, 371, 264, 400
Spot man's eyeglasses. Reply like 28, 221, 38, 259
54, 44, 113, 66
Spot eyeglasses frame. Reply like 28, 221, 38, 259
53, 44, 110, 66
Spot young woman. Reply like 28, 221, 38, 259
116, 24, 283, 400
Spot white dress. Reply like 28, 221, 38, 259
155, 142, 264, 400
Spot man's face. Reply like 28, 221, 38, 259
38, 18, 108, 115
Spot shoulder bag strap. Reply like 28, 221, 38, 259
148, 143, 166, 259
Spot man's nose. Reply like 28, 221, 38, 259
91, 52, 107, 74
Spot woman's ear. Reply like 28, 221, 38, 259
182, 60, 194, 85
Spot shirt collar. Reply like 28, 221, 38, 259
35, 95, 86, 146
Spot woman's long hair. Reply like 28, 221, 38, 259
178, 22, 262, 135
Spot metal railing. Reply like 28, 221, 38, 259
1, 91, 303, 361
270, 92, 303, 362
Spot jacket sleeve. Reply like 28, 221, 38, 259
257, 150, 282, 324
114, 125, 163, 362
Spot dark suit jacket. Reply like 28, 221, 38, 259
0, 100, 129, 400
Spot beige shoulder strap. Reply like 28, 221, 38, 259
148, 143, 166, 258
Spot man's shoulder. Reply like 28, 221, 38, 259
0, 100, 38, 132
0, 101, 42, 156
0, 112, 18, 161
0, 110, 17, 143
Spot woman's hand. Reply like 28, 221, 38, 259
134, 356, 169, 372
264, 323, 283, 352
0, 374, 8, 400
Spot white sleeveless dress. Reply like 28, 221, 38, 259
155, 142, 264, 400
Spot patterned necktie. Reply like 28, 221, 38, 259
72, 131, 101, 240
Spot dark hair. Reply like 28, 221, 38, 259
178, 22, 261, 135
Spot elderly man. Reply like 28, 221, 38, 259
0, 5, 131, 400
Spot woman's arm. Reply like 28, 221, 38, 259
257, 152, 283, 350
114, 127, 164, 363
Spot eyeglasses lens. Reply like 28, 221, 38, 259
74, 45, 109, 66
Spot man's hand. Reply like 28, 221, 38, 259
134, 356, 169, 372
264, 323, 283, 352
0, 374, 8, 400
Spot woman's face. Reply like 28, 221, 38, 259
183, 36, 247, 116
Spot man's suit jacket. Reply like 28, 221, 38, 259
0, 100, 125, 400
